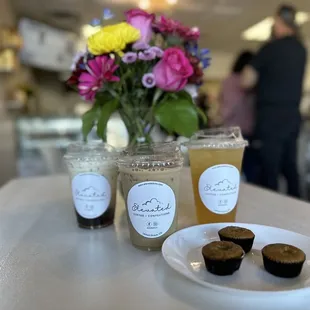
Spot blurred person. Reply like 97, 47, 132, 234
242, 4, 307, 198
219, 50, 258, 183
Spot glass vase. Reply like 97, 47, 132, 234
119, 106, 154, 146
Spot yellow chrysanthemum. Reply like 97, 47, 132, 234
87, 22, 140, 56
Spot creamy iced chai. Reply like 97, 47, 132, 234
64, 142, 118, 229
118, 143, 183, 251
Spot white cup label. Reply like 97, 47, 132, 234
198, 164, 240, 214
127, 181, 176, 239
72, 173, 111, 219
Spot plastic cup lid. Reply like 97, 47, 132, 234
117, 142, 183, 168
64, 140, 118, 160
183, 127, 248, 149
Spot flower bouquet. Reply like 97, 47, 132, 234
67, 8, 210, 145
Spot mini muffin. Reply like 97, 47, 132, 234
262, 243, 306, 278
218, 226, 255, 253
202, 241, 245, 276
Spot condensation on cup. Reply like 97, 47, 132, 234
64, 141, 118, 229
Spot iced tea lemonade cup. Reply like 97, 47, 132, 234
64, 141, 118, 229
184, 127, 248, 224
118, 142, 183, 251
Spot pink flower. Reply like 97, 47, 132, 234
153, 47, 194, 92
154, 15, 200, 41
182, 27, 200, 41
126, 9, 155, 50
78, 56, 120, 102
154, 15, 181, 34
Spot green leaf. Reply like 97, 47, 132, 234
82, 105, 99, 141
152, 89, 163, 105
96, 99, 119, 140
95, 92, 114, 106
196, 106, 208, 125
154, 95, 199, 137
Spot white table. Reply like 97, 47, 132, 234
0, 169, 310, 310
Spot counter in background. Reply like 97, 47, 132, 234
0, 118, 16, 186
15, 116, 82, 177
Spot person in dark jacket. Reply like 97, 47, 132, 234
242, 4, 307, 198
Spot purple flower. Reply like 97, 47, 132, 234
149, 46, 164, 58
90, 18, 101, 27
138, 50, 156, 61
133, 42, 150, 50
103, 8, 114, 20
142, 73, 156, 88
122, 52, 137, 64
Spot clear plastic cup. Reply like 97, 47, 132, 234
64, 141, 118, 229
184, 127, 248, 224
118, 142, 183, 251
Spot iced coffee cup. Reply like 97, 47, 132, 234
64, 141, 118, 229
184, 127, 248, 224
118, 142, 183, 251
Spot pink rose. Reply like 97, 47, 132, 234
153, 47, 194, 92
126, 9, 155, 50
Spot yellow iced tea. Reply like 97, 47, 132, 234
189, 147, 244, 224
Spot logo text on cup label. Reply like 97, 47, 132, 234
198, 164, 240, 214
72, 173, 111, 219
127, 181, 176, 238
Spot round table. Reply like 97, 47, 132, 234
0, 168, 309, 310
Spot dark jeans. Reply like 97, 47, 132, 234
258, 129, 300, 198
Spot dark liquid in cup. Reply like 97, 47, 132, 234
65, 164, 117, 229
64, 142, 118, 230
75, 207, 115, 229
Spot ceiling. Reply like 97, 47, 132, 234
11, 0, 310, 54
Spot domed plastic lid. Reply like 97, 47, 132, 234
117, 142, 183, 168
184, 127, 248, 149
64, 141, 118, 160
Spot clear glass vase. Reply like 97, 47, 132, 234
119, 106, 154, 146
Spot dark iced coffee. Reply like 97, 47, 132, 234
64, 141, 118, 229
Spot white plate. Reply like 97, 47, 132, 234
162, 223, 310, 296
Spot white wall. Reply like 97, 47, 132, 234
204, 51, 234, 80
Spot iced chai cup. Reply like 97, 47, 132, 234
118, 142, 183, 251
64, 141, 118, 229
184, 127, 248, 224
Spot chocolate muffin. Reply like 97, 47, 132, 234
202, 241, 245, 276
218, 226, 255, 253
262, 243, 306, 278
